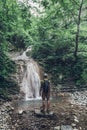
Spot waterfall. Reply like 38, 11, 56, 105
21, 61, 41, 100
11, 47, 41, 100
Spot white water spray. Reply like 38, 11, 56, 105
21, 61, 41, 100
11, 47, 41, 100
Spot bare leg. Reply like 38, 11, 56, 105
47, 100, 50, 113
42, 100, 45, 111
41, 94, 45, 112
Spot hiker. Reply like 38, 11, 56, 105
40, 73, 50, 113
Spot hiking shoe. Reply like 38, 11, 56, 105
40, 109, 45, 114
46, 110, 50, 114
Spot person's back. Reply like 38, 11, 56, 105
40, 73, 50, 113
43, 79, 50, 93
42, 78, 50, 100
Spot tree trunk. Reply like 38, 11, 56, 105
74, 0, 84, 61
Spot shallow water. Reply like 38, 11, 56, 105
16, 96, 65, 113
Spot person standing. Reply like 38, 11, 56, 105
40, 73, 50, 113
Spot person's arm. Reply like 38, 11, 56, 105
39, 86, 42, 96
39, 80, 43, 96
48, 80, 51, 96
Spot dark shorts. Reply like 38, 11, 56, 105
42, 92, 50, 101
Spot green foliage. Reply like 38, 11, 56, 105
0, 44, 15, 78
32, 0, 87, 86
8, 32, 30, 49
0, 0, 22, 98
0, 76, 19, 99
70, 57, 87, 86
0, 44, 18, 99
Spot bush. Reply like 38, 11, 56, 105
8, 32, 30, 50
0, 44, 19, 99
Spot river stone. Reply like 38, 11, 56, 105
61, 125, 73, 130
54, 126, 60, 130
34, 109, 54, 117
71, 123, 76, 127
74, 116, 79, 123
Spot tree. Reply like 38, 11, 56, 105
32, 0, 87, 85
74, 0, 84, 60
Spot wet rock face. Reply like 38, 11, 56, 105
10, 48, 41, 100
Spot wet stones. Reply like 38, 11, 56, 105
0, 102, 15, 130
61, 125, 73, 130
70, 91, 87, 106
54, 125, 73, 130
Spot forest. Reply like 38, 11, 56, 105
0, 0, 87, 98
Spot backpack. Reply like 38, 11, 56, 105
43, 80, 50, 94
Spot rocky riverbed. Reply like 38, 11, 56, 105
0, 101, 15, 130
70, 91, 87, 106
0, 91, 87, 130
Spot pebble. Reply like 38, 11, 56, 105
71, 123, 76, 127
54, 126, 60, 130
74, 116, 79, 123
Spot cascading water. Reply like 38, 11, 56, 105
21, 61, 41, 100
11, 47, 41, 100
